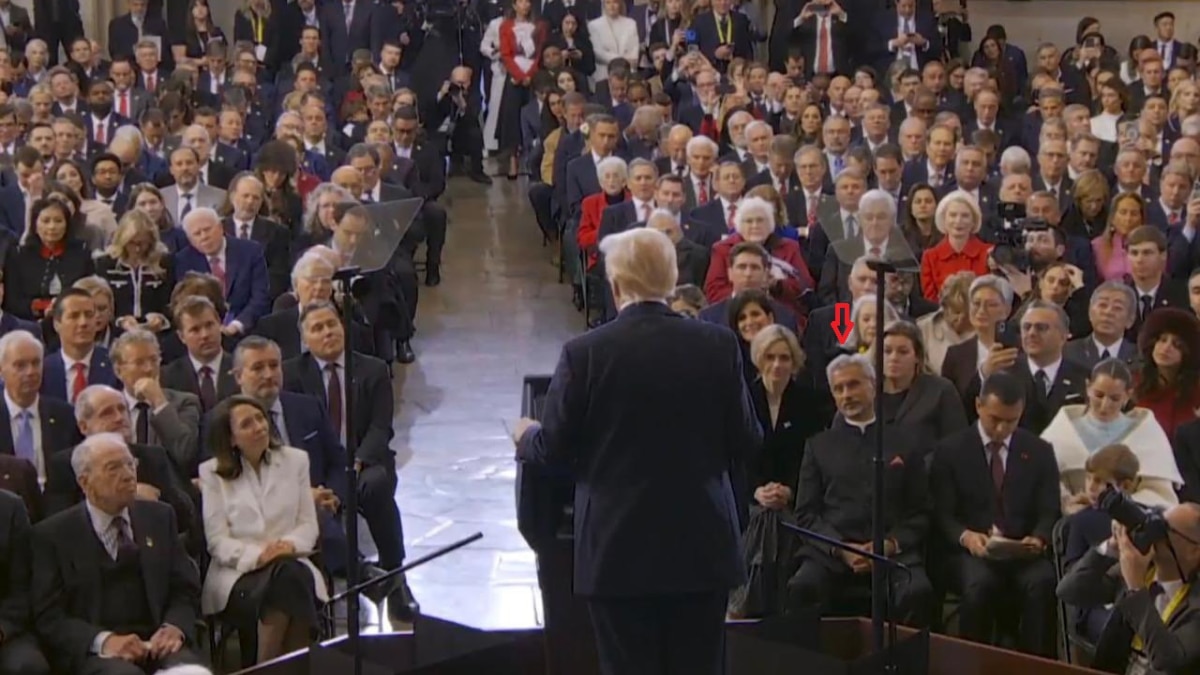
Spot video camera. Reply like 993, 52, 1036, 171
1098, 486, 1171, 554
989, 202, 1049, 274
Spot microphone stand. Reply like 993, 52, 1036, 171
866, 258, 896, 658
781, 522, 908, 673
332, 266, 364, 675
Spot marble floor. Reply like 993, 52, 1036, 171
384, 175, 579, 632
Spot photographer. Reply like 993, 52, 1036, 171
432, 66, 490, 185
1057, 502, 1200, 674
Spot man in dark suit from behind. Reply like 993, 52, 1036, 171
282, 302, 418, 622
513, 228, 762, 675
789, 354, 934, 626
0, 489, 49, 674
31, 433, 202, 675
930, 371, 1061, 656
0, 271, 41, 339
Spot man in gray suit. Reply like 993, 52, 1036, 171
109, 329, 202, 480
1063, 281, 1139, 370
161, 146, 226, 225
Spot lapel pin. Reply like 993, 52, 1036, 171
146, 537, 154, 548
1063, 379, 1071, 386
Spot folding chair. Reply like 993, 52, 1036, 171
1052, 516, 1096, 665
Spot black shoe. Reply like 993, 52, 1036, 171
395, 340, 416, 364
359, 564, 395, 606
571, 285, 585, 312
425, 267, 441, 287
387, 579, 420, 623
469, 171, 493, 185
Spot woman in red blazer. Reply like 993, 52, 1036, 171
920, 190, 993, 301
705, 196, 814, 325
576, 157, 630, 271
498, 0, 547, 179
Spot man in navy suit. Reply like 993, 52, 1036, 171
513, 228, 760, 675
40, 289, 121, 404
693, 0, 753, 74
565, 115, 622, 221
175, 207, 272, 334
282, 303, 419, 622
0, 147, 42, 236
320, 0, 373, 68
873, 0, 939, 76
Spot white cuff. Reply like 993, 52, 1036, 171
91, 630, 113, 656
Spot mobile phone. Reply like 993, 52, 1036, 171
685, 29, 697, 44
1190, 183, 1200, 203
996, 320, 1020, 350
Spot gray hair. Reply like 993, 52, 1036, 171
292, 249, 335, 286
181, 207, 221, 233
646, 207, 677, 228
112, 125, 144, 146
1020, 298, 1071, 332
1090, 281, 1138, 323
999, 146, 1031, 175
826, 353, 876, 385
596, 156, 629, 181
685, 135, 718, 155
844, 294, 901, 352
110, 329, 161, 364
857, 188, 898, 222
969, 274, 1014, 308
628, 157, 658, 177
74, 385, 123, 425
70, 432, 129, 479
734, 196, 775, 234
0, 330, 43, 365
1181, 114, 1200, 138
275, 111, 302, 133
744, 120, 772, 138
232, 336, 282, 373
302, 182, 355, 231
598, 228, 678, 303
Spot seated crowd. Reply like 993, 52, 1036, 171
516, 0, 1200, 669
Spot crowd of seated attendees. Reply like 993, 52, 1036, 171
511, 0, 1200, 668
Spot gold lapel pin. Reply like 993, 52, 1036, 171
146, 537, 154, 548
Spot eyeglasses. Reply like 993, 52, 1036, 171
1020, 321, 1053, 334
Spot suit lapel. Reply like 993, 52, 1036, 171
38, 399, 65, 448
893, 376, 922, 422
302, 357, 326, 407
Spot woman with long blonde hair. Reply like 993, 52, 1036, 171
95, 210, 175, 332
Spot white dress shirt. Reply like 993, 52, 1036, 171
270, 399, 291, 446
189, 352, 224, 382
1028, 356, 1062, 391
1092, 336, 1124, 360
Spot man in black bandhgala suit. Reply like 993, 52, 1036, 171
513, 228, 762, 675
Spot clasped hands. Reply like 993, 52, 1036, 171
959, 529, 1044, 558
102, 624, 184, 662
839, 539, 897, 574
753, 482, 792, 510
256, 539, 297, 568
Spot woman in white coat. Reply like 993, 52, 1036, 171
1041, 358, 1183, 515
588, 0, 640, 85
481, 14, 507, 155
199, 395, 329, 664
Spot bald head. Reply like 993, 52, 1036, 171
330, 166, 363, 196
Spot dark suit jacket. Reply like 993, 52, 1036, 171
818, 231, 919, 306
1, 5, 32, 54
1063, 336, 1139, 371
872, 11, 941, 73
0, 397, 81, 465
876, 374, 968, 445
43, 442, 197, 538
83, 113, 129, 157
319, 0, 373, 67
106, 13, 169, 62
676, 238, 710, 287
517, 302, 760, 596
960, 354, 1089, 433
279, 391, 349, 501
173, 237, 272, 330
1173, 418, 1200, 504
0, 312, 41, 339
1129, 280, 1189, 340
4, 243, 95, 320
31, 500, 199, 674
795, 420, 928, 567
282, 352, 394, 467
793, 14, 852, 76
749, 377, 832, 496
1145, 201, 1200, 280
565, 154, 601, 220
1058, 546, 1200, 673
40, 347, 121, 402
0, 490, 32, 643
222, 216, 291, 300
250, 306, 374, 360
699, 297, 799, 334
931, 426, 1060, 546
159, 352, 238, 411
693, 11, 753, 72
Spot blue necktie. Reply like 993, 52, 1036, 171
14, 410, 34, 463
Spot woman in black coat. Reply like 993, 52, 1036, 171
5, 197, 94, 320
93, 210, 177, 334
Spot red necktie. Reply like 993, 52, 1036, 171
119, 92, 129, 118
147, 73, 156, 93
778, 179, 788, 196
71, 363, 87, 403
817, 18, 831, 74
96, 122, 106, 146
698, 179, 710, 205
807, 201, 817, 227
699, 114, 718, 141
1170, 212, 1181, 226
727, 202, 737, 231
207, 255, 226, 292
641, 202, 651, 221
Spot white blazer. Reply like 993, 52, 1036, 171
587, 15, 640, 83
199, 446, 330, 615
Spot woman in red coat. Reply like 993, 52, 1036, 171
498, 0, 547, 179
920, 189, 993, 301
705, 196, 814, 325
1135, 308, 1200, 440
576, 157, 630, 271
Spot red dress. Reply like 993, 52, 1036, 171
1137, 380, 1200, 440
920, 236, 992, 301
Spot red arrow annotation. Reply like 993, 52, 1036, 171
830, 302, 854, 345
